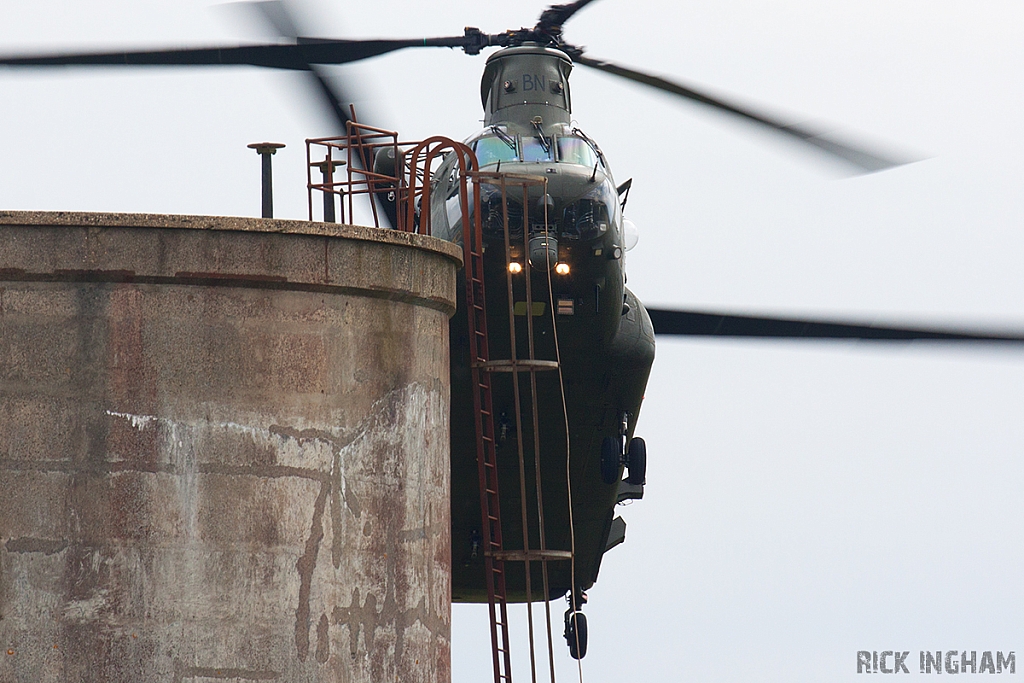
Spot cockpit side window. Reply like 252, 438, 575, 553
561, 179, 618, 241
556, 136, 600, 168
473, 136, 518, 167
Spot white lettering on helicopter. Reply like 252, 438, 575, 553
523, 74, 547, 92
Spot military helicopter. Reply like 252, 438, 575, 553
4, 0, 1024, 666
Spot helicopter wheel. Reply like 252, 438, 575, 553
564, 610, 588, 660
626, 437, 646, 485
600, 436, 620, 485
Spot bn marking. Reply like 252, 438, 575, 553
523, 73, 546, 91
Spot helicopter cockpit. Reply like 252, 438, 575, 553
455, 127, 621, 245
427, 123, 628, 286
468, 125, 605, 171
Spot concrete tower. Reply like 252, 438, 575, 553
0, 211, 461, 683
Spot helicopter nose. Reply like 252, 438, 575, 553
528, 235, 558, 270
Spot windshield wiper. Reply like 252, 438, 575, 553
572, 126, 605, 165
531, 117, 551, 155
491, 125, 516, 152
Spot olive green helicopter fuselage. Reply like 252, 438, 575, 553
426, 44, 655, 603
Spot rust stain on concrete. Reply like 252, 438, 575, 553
4, 537, 69, 555
173, 663, 280, 681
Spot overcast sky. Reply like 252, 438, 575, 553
3, 1, 1024, 681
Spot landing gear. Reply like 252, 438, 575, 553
564, 611, 588, 659
563, 591, 589, 659
601, 412, 647, 486
626, 436, 646, 485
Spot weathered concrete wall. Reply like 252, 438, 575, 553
0, 212, 462, 683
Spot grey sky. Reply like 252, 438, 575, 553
3, 1, 1023, 681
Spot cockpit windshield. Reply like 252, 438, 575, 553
473, 136, 518, 167
521, 137, 554, 163
556, 136, 600, 168
471, 130, 607, 170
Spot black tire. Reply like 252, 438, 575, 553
600, 436, 619, 485
626, 437, 646, 485
565, 611, 588, 660
372, 147, 400, 228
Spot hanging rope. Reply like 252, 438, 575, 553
540, 190, 585, 683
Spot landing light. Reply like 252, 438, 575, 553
508, 261, 523, 274
554, 262, 571, 276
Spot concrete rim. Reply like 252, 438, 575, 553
0, 210, 464, 266
0, 210, 463, 316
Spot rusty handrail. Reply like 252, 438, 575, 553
306, 121, 406, 226
309, 127, 484, 237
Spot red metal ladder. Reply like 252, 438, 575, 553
463, 186, 514, 683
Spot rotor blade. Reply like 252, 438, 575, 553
236, 0, 351, 129
537, 0, 601, 33
305, 66, 352, 130
574, 55, 907, 173
0, 36, 469, 70
304, 67, 394, 229
303, 66, 397, 228
245, 0, 302, 41
646, 308, 1024, 343
229, 0, 395, 228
